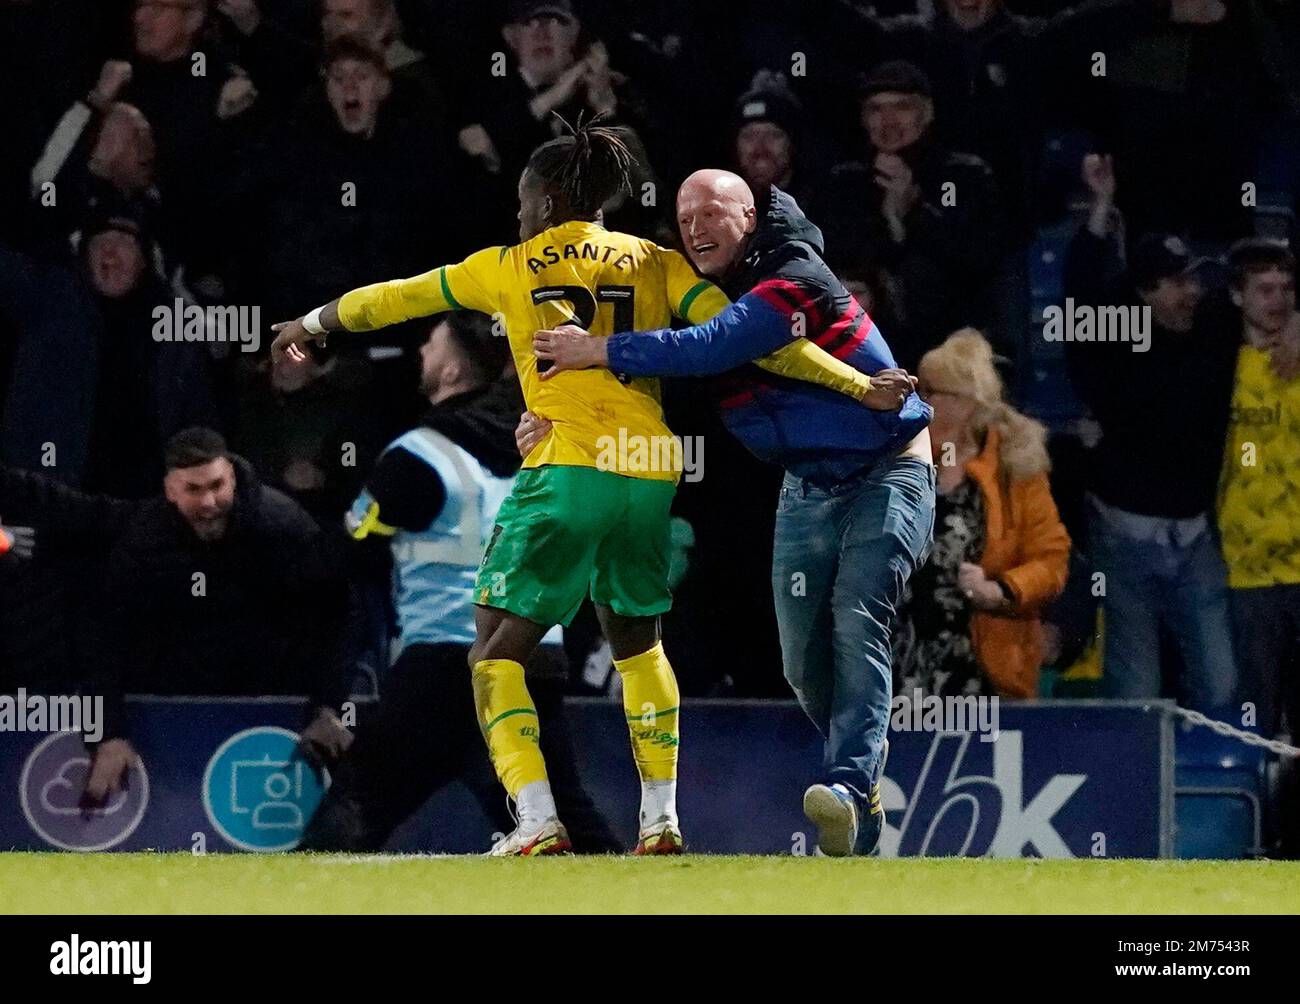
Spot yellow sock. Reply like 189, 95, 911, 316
615, 642, 680, 782
471, 659, 548, 796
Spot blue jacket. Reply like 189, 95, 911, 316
606, 187, 931, 488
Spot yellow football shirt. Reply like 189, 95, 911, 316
1217, 345, 1300, 588
335, 220, 874, 481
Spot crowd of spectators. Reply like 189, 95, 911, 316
2, 0, 1299, 776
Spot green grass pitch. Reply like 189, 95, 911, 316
2, 853, 1297, 913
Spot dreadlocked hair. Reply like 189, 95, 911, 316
525, 114, 636, 218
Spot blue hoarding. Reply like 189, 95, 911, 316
0, 697, 1172, 857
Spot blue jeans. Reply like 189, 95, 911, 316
1088, 497, 1237, 713
772, 456, 936, 800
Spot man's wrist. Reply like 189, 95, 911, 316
230, 9, 262, 35
530, 90, 559, 120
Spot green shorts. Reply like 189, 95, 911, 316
475, 465, 675, 627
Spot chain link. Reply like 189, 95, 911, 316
1171, 705, 1300, 758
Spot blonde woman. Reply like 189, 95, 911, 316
898, 330, 1070, 699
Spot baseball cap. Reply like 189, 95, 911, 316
506, 0, 576, 23
1130, 233, 1195, 289
82, 213, 146, 242
322, 34, 388, 74
859, 60, 933, 100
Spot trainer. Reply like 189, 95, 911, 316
533, 171, 936, 856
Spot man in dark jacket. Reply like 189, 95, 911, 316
533, 172, 936, 857
453, 0, 665, 241
1065, 152, 1239, 712
223, 35, 462, 323
28, 57, 163, 257
811, 61, 1006, 371
845, 0, 1163, 234
83, 427, 352, 805
730, 72, 817, 212
0, 218, 219, 499
1084, 0, 1272, 242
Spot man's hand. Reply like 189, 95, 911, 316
296, 707, 354, 772
1081, 153, 1116, 202
216, 70, 258, 120
81, 738, 139, 808
515, 410, 553, 458
88, 60, 133, 111
862, 368, 917, 410
958, 562, 1008, 611
531, 60, 588, 121
582, 41, 618, 115
533, 325, 607, 379
271, 317, 324, 363
458, 124, 502, 174
875, 153, 920, 236
1081, 153, 1117, 237
0, 522, 35, 560
217, 0, 262, 36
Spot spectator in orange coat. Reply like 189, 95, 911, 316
894, 329, 1070, 699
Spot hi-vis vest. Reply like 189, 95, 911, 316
350, 427, 560, 652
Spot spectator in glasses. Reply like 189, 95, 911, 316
898, 329, 1070, 699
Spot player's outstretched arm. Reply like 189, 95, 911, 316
273, 252, 502, 361
754, 341, 875, 400
760, 341, 917, 409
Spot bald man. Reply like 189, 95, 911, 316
88, 104, 155, 193
533, 172, 936, 856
